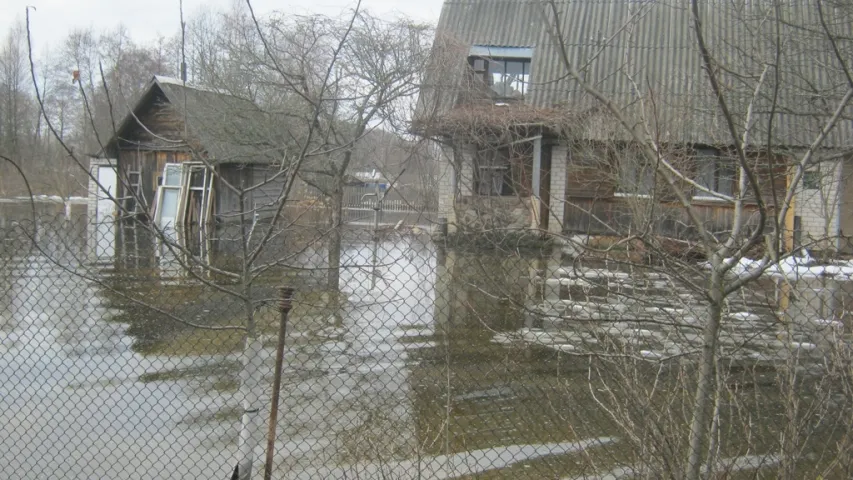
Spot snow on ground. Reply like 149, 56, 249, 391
0, 195, 87, 204
564, 453, 781, 480
279, 438, 616, 480
720, 251, 853, 280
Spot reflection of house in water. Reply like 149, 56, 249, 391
411, 247, 601, 475
420, 248, 853, 476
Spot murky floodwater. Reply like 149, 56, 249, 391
2, 203, 853, 479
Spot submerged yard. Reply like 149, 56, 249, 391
2, 205, 853, 478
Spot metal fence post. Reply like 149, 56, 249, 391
263, 286, 294, 480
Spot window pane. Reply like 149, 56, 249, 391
618, 151, 653, 195
476, 149, 511, 195
504, 61, 527, 97
618, 156, 635, 192
697, 159, 715, 192
639, 163, 654, 195
718, 161, 735, 196
164, 164, 182, 186
488, 60, 507, 97
158, 188, 180, 226
190, 168, 206, 188
492, 170, 504, 195
803, 170, 820, 189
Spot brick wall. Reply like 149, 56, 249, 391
548, 144, 568, 234
436, 145, 457, 230
436, 141, 571, 235
795, 159, 842, 250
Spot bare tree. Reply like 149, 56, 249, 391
17, 1, 443, 477
417, 0, 853, 478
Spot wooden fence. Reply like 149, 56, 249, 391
562, 197, 769, 239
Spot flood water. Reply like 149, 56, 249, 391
2, 203, 853, 479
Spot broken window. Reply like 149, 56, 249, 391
695, 148, 735, 197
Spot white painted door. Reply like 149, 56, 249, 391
96, 164, 118, 221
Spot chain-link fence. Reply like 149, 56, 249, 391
3, 204, 853, 479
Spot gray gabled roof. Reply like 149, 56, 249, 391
429, 0, 853, 148
108, 76, 287, 164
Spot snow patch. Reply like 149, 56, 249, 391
712, 251, 853, 281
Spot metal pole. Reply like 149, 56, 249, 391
373, 181, 381, 234
263, 286, 294, 480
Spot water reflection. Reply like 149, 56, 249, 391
0, 209, 238, 479
4, 204, 853, 478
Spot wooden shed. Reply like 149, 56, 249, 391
101, 76, 288, 231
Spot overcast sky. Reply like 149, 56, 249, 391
2, 0, 444, 54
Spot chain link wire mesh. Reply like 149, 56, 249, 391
3, 204, 853, 479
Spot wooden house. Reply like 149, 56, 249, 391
101, 76, 287, 232
419, 0, 853, 248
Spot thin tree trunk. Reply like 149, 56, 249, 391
327, 181, 343, 292
780, 312, 799, 480
235, 309, 266, 480
235, 185, 266, 480
685, 267, 724, 480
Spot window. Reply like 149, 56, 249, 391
616, 150, 655, 196
153, 163, 213, 247
803, 169, 820, 190
695, 148, 734, 197
474, 144, 533, 196
469, 46, 532, 100
155, 164, 184, 231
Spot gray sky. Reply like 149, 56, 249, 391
2, 0, 443, 53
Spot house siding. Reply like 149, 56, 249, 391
216, 165, 253, 220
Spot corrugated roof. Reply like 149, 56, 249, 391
428, 0, 853, 148
155, 77, 288, 164
108, 76, 288, 164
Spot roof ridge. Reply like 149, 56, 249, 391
152, 75, 239, 98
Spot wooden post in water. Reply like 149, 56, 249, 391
264, 287, 294, 480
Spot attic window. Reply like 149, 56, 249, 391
469, 46, 533, 100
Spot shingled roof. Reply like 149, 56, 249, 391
107, 76, 287, 164
423, 0, 853, 148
